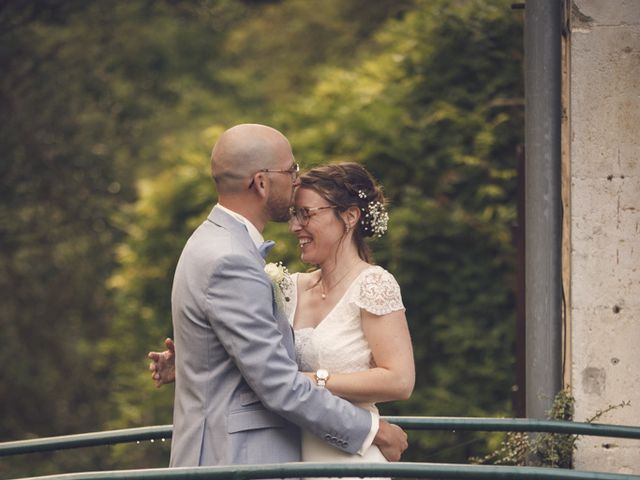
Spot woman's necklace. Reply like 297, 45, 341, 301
319, 261, 361, 300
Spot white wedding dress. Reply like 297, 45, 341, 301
284, 265, 405, 480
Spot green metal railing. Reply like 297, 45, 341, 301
3, 418, 639, 479
0, 425, 171, 457
11, 462, 640, 480
3, 417, 639, 457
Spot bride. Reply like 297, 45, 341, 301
150, 162, 415, 479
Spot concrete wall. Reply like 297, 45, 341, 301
568, 0, 640, 473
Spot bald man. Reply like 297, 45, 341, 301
168, 124, 406, 471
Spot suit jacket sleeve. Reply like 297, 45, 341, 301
205, 253, 372, 454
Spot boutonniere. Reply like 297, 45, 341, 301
264, 262, 293, 308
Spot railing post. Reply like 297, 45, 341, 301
524, 0, 563, 420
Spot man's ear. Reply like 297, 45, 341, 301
254, 172, 268, 198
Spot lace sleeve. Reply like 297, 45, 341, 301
355, 267, 405, 316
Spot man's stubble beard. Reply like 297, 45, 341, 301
266, 188, 292, 223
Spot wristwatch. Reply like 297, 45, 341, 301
315, 368, 330, 387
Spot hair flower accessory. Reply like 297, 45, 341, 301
358, 190, 389, 238
366, 201, 389, 237
264, 261, 293, 308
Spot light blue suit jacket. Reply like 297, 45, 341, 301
169, 206, 372, 468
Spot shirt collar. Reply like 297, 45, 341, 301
215, 204, 264, 249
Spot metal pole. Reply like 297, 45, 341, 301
524, 0, 563, 419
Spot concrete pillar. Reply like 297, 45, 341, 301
568, 0, 640, 473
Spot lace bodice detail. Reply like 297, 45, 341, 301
289, 266, 404, 374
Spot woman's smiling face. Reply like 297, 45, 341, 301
289, 187, 347, 265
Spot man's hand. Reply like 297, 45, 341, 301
148, 338, 176, 387
372, 419, 408, 462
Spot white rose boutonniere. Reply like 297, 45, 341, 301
264, 262, 293, 309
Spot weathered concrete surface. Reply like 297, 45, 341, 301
569, 0, 640, 473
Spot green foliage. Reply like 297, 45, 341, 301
280, 0, 523, 461
103, 127, 219, 431
1, 1, 244, 474
471, 389, 631, 468
471, 389, 575, 467
220, 0, 415, 113
1, 0, 524, 474
1, 0, 137, 445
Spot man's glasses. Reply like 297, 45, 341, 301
288, 205, 337, 226
248, 163, 300, 189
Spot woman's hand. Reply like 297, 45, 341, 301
148, 338, 176, 387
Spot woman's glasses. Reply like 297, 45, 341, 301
288, 205, 336, 226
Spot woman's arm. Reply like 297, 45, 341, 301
308, 309, 415, 404
156, 309, 415, 404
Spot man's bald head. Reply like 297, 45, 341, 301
211, 124, 293, 194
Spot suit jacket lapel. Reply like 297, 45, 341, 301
207, 207, 263, 263
274, 304, 296, 360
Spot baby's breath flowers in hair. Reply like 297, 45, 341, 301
358, 190, 389, 238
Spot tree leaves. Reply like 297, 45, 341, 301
1, 0, 523, 473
